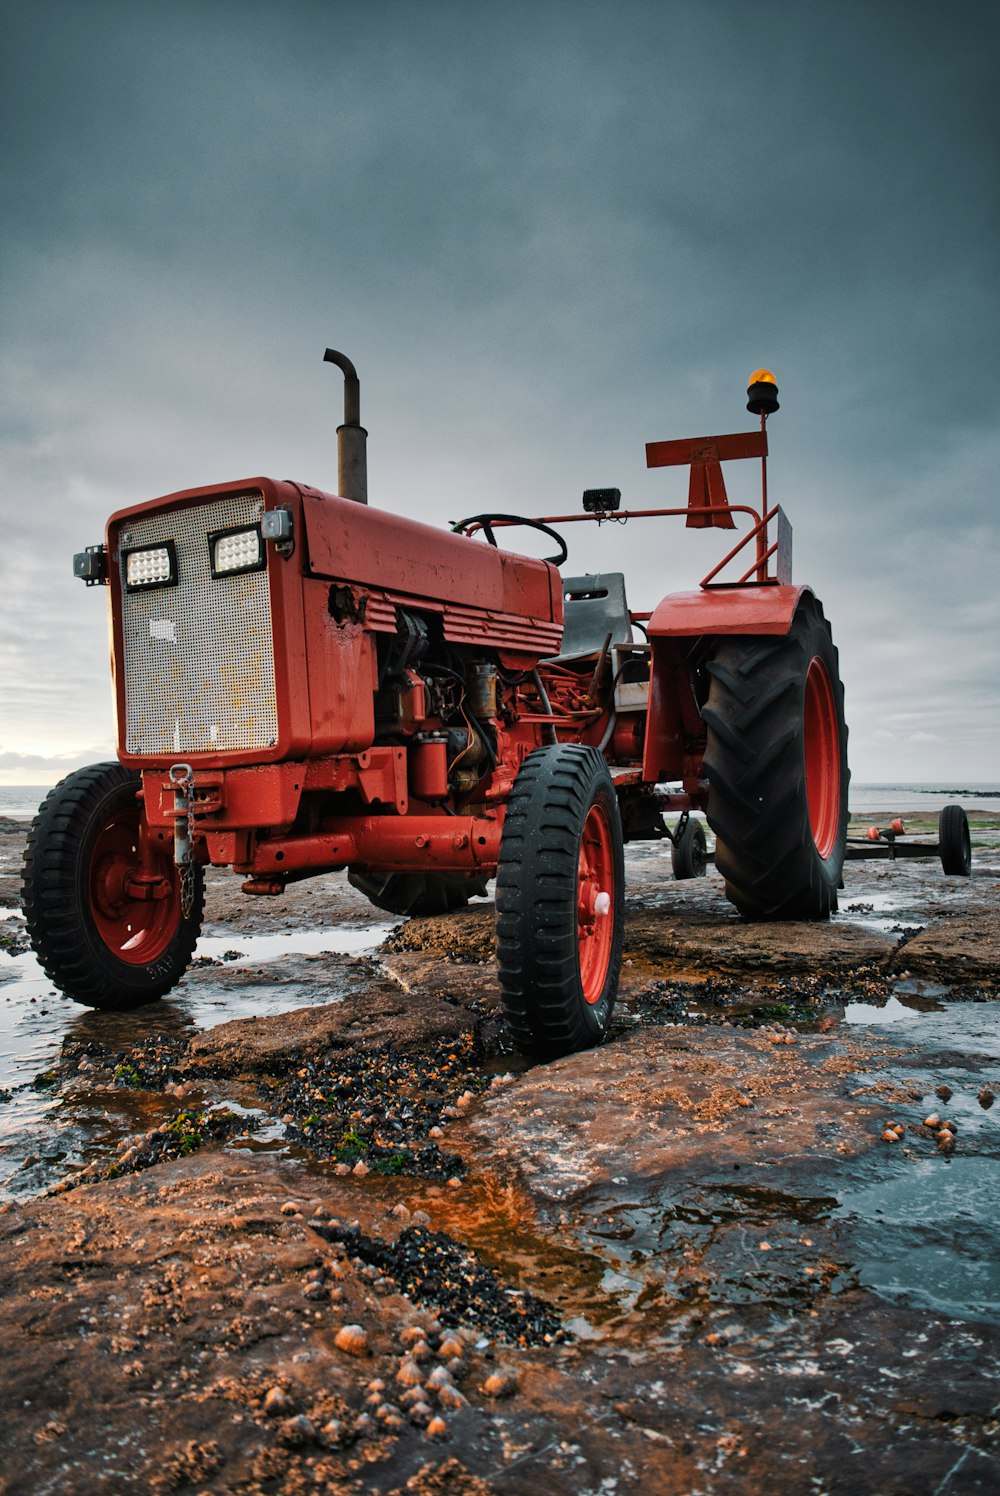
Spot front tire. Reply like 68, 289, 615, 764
21, 763, 203, 1009
496, 744, 624, 1060
702, 594, 849, 920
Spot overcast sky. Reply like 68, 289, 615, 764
2, 0, 998, 789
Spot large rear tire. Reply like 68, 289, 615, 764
347, 868, 488, 917
496, 744, 624, 1059
702, 594, 849, 920
21, 763, 203, 1009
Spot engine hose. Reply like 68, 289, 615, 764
597, 711, 618, 753
531, 671, 558, 745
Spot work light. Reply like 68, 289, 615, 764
209, 525, 265, 577
124, 541, 178, 591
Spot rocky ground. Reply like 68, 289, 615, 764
1, 812, 999, 1494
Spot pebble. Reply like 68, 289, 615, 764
334, 1324, 369, 1357
302, 1279, 327, 1301
482, 1370, 519, 1399
396, 1357, 424, 1388
446, 1177, 462, 1190
437, 1335, 464, 1360
935, 1084, 953, 1102
425, 1416, 448, 1440
353, 1160, 371, 1178
280, 1414, 316, 1445
923, 1112, 941, 1129
320, 1418, 347, 1446
407, 1400, 433, 1427
436, 1382, 468, 1410
263, 1386, 294, 1417
391, 1203, 412, 1223
881, 1130, 901, 1143
979, 1089, 996, 1109
280, 1202, 299, 1217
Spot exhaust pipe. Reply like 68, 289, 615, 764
323, 348, 368, 504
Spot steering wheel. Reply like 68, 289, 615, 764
450, 512, 568, 568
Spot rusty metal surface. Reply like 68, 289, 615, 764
118, 491, 279, 756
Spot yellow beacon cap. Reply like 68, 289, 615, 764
748, 368, 777, 387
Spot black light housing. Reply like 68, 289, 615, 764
208, 524, 266, 578
123, 539, 179, 591
582, 487, 622, 514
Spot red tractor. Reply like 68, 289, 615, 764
22, 356, 848, 1058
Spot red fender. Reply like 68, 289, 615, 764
647, 583, 808, 638
641, 584, 810, 785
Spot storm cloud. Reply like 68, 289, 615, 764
2, 0, 998, 783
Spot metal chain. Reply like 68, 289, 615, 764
168, 763, 197, 920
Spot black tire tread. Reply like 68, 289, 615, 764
496, 744, 624, 1059
21, 762, 203, 1008
939, 804, 971, 877
703, 594, 849, 920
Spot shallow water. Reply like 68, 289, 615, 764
0, 920, 392, 1199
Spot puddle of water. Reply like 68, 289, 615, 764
0, 920, 392, 1200
840, 998, 1000, 1059
844, 995, 943, 1025
835, 1156, 1000, 1323
194, 925, 392, 965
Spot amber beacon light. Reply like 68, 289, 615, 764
746, 369, 780, 416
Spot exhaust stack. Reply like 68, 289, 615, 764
323, 348, 368, 504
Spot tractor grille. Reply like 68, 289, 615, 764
120, 491, 279, 755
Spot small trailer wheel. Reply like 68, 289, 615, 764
671, 819, 707, 879
939, 804, 971, 876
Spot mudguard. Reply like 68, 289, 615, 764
647, 584, 808, 638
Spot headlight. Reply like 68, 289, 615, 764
124, 541, 178, 591
209, 525, 265, 577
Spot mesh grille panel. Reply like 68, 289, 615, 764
120, 492, 279, 755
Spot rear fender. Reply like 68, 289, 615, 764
640, 585, 809, 783
647, 584, 808, 638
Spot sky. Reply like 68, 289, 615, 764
1, 0, 998, 789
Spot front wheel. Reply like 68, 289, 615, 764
702, 594, 849, 920
496, 744, 624, 1060
21, 763, 203, 1009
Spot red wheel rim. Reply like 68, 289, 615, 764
89, 809, 182, 964
804, 657, 841, 860
577, 803, 615, 1005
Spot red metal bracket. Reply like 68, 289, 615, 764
645, 431, 767, 530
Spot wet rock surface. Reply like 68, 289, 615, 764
1, 814, 999, 1492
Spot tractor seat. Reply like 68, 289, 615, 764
553, 573, 633, 661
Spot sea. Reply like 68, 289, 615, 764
2, 781, 1000, 820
